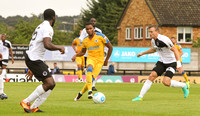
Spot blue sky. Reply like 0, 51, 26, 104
0, 0, 88, 18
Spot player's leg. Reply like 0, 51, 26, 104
86, 65, 93, 99
74, 60, 94, 101
20, 54, 53, 113
0, 61, 8, 100
30, 77, 55, 112
163, 64, 189, 98
92, 62, 103, 91
132, 71, 157, 101
181, 63, 190, 88
77, 65, 82, 82
74, 84, 87, 101
132, 61, 165, 101
92, 77, 97, 91
2, 60, 9, 82
81, 56, 85, 81
182, 71, 190, 88
74, 65, 93, 100
76, 57, 83, 82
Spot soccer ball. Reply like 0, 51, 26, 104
93, 92, 105, 104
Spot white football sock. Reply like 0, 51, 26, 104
23, 84, 45, 103
92, 79, 97, 87
139, 79, 153, 98
170, 80, 186, 88
2, 69, 6, 76
0, 75, 4, 94
30, 90, 52, 109
2, 69, 7, 79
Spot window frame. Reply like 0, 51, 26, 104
146, 26, 150, 39
134, 27, 143, 39
177, 27, 193, 43
125, 27, 132, 40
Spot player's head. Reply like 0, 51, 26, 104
171, 37, 176, 45
79, 30, 82, 36
148, 25, 159, 39
90, 18, 96, 27
43, 9, 56, 27
1, 34, 6, 42
85, 22, 94, 36
54, 63, 57, 67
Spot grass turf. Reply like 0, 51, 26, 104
0, 82, 199, 116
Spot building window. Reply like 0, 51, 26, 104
125, 27, 131, 40
134, 27, 143, 39
146, 26, 150, 38
177, 27, 192, 43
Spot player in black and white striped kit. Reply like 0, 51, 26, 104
0, 38, 8, 100
0, 34, 14, 100
132, 25, 189, 101
20, 9, 65, 113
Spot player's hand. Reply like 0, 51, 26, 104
25, 69, 33, 81
177, 67, 183, 74
137, 53, 143, 57
59, 47, 65, 54
103, 60, 108, 66
75, 50, 79, 53
72, 55, 76, 62
12, 58, 14, 64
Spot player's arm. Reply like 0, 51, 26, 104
0, 53, 2, 61
72, 48, 86, 62
9, 48, 14, 64
137, 48, 156, 57
72, 41, 78, 53
170, 46, 183, 73
179, 48, 183, 56
104, 42, 113, 66
43, 37, 65, 54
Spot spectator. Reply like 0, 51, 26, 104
108, 62, 115, 75
52, 63, 60, 74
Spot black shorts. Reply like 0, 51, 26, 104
0, 59, 8, 67
153, 61, 176, 78
25, 53, 52, 81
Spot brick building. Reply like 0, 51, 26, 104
116, 0, 200, 48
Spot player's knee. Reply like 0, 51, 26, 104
77, 65, 82, 69
87, 67, 93, 72
148, 71, 157, 81
162, 80, 170, 87
47, 81, 56, 90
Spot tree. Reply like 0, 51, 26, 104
74, 0, 128, 45
1, 15, 74, 45
11, 16, 42, 44
192, 37, 200, 47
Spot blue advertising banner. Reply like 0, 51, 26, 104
111, 47, 191, 63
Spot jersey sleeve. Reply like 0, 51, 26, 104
94, 27, 102, 33
166, 38, 174, 49
101, 34, 110, 44
8, 41, 12, 48
73, 38, 77, 44
43, 26, 53, 40
151, 39, 157, 50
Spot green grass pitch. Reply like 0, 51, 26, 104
0, 82, 199, 116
